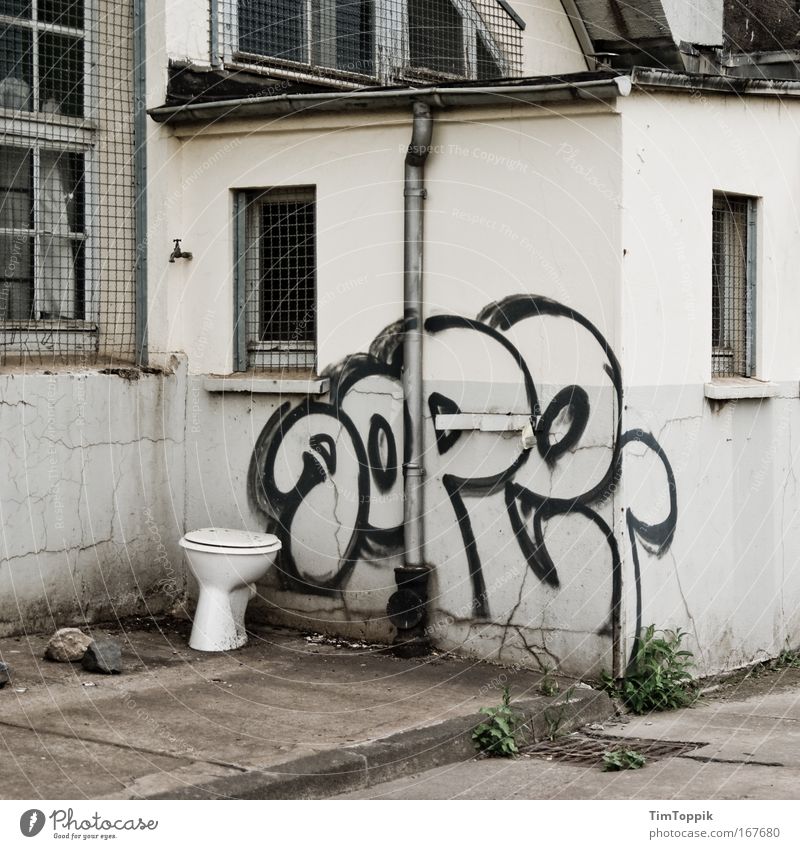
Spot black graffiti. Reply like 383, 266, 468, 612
249, 295, 677, 666
367, 413, 398, 493
248, 322, 405, 595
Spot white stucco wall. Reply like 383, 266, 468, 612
514, 1, 589, 75
619, 90, 800, 674
168, 100, 626, 675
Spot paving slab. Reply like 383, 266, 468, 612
337, 667, 800, 799
0, 618, 612, 799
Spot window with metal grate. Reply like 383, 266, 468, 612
711, 193, 757, 378
238, 187, 317, 372
224, 0, 522, 84
408, 0, 464, 77
0, 0, 138, 364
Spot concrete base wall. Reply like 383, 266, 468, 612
0, 357, 188, 636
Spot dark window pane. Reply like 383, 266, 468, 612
0, 26, 33, 110
239, 0, 307, 63
312, 0, 373, 74
476, 33, 502, 79
0, 2, 31, 18
409, 0, 464, 77
0, 145, 32, 229
0, 235, 33, 320
39, 32, 83, 116
38, 0, 84, 29
711, 194, 750, 377
258, 193, 315, 344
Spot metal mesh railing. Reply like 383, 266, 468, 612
0, 0, 137, 365
243, 186, 317, 371
712, 193, 753, 378
224, 0, 524, 85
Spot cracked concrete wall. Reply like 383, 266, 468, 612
620, 91, 800, 675
0, 358, 188, 636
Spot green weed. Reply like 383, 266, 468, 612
603, 625, 698, 714
472, 686, 522, 757
602, 748, 647, 771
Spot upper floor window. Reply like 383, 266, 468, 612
711, 192, 757, 378
238, 0, 374, 76
226, 0, 521, 83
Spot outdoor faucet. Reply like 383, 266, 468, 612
169, 239, 192, 263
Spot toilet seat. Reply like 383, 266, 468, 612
180, 527, 281, 556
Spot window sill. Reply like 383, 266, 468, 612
203, 374, 329, 395
704, 378, 779, 400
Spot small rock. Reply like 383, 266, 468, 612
44, 628, 92, 663
0, 661, 11, 688
81, 638, 123, 675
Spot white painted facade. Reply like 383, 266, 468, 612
149, 65, 800, 676
4, 2, 800, 681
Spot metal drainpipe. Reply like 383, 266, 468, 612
387, 101, 434, 657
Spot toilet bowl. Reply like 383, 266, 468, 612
180, 528, 282, 652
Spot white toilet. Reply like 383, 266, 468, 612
179, 528, 282, 652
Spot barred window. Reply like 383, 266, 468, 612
712, 193, 757, 378
237, 187, 317, 371
238, 0, 374, 76
224, 0, 522, 83
1, 1, 137, 363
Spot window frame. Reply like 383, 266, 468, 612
221, 0, 509, 86
711, 191, 758, 380
233, 186, 318, 373
0, 0, 99, 354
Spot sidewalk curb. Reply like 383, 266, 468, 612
147, 687, 615, 799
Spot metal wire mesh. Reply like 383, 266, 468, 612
0, 0, 137, 365
712, 193, 753, 378
243, 187, 317, 371
225, 0, 523, 84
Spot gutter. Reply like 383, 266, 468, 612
630, 66, 800, 95
148, 76, 633, 125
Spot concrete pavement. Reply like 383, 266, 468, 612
337, 666, 800, 799
0, 616, 611, 799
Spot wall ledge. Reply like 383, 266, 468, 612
704, 378, 779, 400
202, 375, 329, 395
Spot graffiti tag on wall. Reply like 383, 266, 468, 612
249, 295, 677, 654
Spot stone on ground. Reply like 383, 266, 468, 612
82, 638, 123, 675
44, 628, 92, 663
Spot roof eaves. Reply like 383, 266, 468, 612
148, 74, 632, 125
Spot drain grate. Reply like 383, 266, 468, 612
520, 732, 705, 766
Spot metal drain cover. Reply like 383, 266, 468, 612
521, 732, 705, 766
